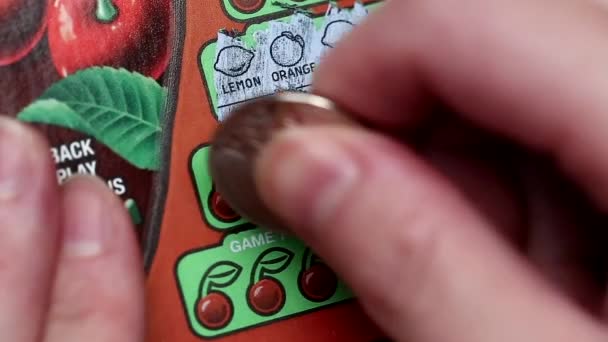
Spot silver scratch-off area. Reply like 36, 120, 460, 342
213, 3, 369, 121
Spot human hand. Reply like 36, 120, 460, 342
0, 118, 143, 341
252, 0, 608, 340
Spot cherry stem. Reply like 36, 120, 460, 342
202, 278, 212, 296
200, 271, 215, 297
254, 266, 264, 284
302, 249, 313, 270
96, 0, 118, 23
251, 257, 269, 285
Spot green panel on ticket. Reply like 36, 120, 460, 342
175, 227, 354, 338
190, 145, 249, 231
221, 0, 326, 21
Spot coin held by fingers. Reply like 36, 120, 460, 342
209, 92, 356, 231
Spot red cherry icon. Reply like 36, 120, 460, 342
195, 292, 233, 330
299, 262, 337, 302
0, 0, 48, 66
298, 249, 338, 302
247, 247, 294, 316
194, 261, 242, 330
210, 190, 239, 221
247, 278, 285, 316
229, 0, 265, 13
47, 0, 171, 78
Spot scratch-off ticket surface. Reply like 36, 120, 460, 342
144, 1, 387, 341
202, 3, 375, 120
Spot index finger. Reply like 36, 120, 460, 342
313, 0, 608, 208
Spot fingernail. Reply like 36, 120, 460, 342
0, 118, 33, 201
209, 92, 355, 230
257, 128, 359, 229
61, 176, 110, 258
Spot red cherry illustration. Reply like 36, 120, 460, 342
247, 247, 293, 316
247, 278, 285, 316
0, 0, 48, 66
47, 0, 171, 79
195, 292, 233, 330
210, 190, 239, 221
195, 261, 242, 330
229, 0, 265, 13
300, 262, 337, 302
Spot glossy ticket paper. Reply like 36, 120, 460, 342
0, 1, 386, 341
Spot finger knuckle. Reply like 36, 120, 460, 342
49, 271, 126, 323
362, 204, 445, 324
409, 0, 476, 52
392, 207, 443, 293
22, 125, 54, 170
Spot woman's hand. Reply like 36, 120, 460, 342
3, 0, 608, 341
0, 117, 143, 341
254, 0, 608, 340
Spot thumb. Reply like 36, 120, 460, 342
254, 125, 606, 342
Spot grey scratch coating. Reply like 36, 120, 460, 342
213, 3, 368, 120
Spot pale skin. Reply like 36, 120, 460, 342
1, 0, 608, 340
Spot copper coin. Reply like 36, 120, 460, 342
209, 92, 354, 231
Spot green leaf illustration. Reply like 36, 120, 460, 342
17, 67, 166, 170
252, 247, 294, 283
260, 252, 291, 269
18, 99, 95, 135
201, 261, 243, 295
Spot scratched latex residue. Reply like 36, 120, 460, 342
213, 3, 369, 120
